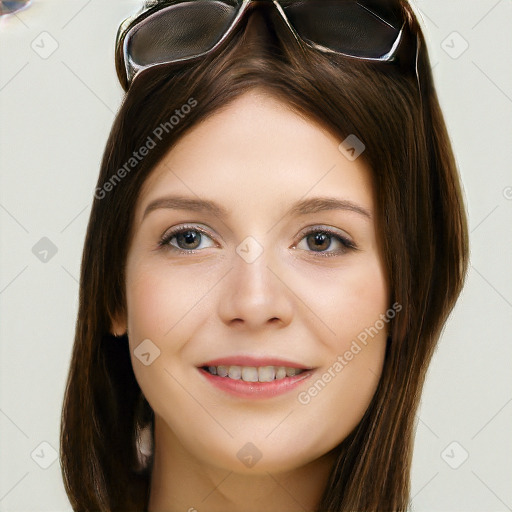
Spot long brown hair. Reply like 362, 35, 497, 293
60, 1, 469, 510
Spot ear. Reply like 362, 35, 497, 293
110, 311, 127, 337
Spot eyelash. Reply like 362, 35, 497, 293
158, 224, 357, 257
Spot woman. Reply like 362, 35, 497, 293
60, 1, 469, 510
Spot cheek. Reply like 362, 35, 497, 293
293, 253, 389, 346
339, 263, 389, 342
125, 258, 209, 342
293, 255, 388, 431
124, 260, 191, 394
124, 258, 224, 398
124, 260, 208, 428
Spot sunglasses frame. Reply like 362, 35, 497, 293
115, 0, 420, 92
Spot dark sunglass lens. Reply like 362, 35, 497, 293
282, 0, 402, 59
128, 1, 238, 68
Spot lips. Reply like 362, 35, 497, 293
197, 356, 314, 398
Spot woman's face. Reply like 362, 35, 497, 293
114, 89, 390, 474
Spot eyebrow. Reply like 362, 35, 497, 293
288, 196, 372, 220
142, 195, 372, 222
142, 196, 228, 221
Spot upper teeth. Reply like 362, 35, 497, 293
207, 365, 304, 382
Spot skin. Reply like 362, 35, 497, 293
112, 89, 390, 512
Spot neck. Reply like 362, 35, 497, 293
147, 416, 337, 512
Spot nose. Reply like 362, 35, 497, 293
217, 245, 294, 331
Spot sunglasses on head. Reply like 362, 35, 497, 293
115, 0, 420, 91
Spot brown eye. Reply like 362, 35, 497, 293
306, 232, 332, 252
175, 230, 202, 250
295, 228, 356, 257
159, 226, 216, 252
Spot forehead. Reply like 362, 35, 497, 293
135, 89, 375, 221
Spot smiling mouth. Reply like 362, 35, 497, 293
202, 365, 306, 383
